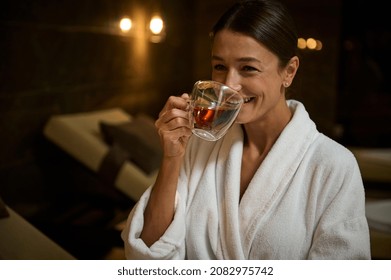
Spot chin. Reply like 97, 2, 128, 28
235, 115, 246, 124
236, 107, 251, 121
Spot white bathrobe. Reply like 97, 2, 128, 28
121, 100, 371, 260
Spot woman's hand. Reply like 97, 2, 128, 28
155, 93, 192, 158
140, 93, 192, 246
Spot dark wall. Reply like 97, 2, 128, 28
337, 0, 391, 147
0, 0, 197, 258
0, 0, 195, 208
287, 0, 342, 136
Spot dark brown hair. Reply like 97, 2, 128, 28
211, 0, 298, 68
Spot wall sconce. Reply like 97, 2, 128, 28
119, 17, 132, 33
297, 37, 323, 51
149, 15, 165, 43
117, 14, 165, 43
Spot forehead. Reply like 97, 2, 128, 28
211, 29, 276, 63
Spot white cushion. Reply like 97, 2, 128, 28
43, 108, 157, 201
349, 147, 391, 183
0, 206, 75, 259
366, 200, 391, 233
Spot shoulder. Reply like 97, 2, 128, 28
307, 133, 359, 175
315, 134, 355, 161
301, 134, 365, 207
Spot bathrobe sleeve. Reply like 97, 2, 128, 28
307, 140, 371, 260
121, 186, 187, 259
121, 133, 221, 260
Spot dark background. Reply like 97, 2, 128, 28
1, 0, 390, 259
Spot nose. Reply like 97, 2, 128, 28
227, 83, 242, 92
224, 72, 242, 92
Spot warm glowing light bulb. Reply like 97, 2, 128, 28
306, 38, 317, 50
119, 17, 132, 32
297, 38, 306, 49
149, 16, 164, 35
315, 40, 323, 51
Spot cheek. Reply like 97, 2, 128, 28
211, 72, 225, 83
242, 82, 263, 98
243, 77, 278, 99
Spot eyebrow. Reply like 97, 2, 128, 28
211, 55, 261, 63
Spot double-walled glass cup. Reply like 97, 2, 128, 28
189, 80, 243, 141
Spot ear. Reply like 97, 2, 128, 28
283, 56, 299, 87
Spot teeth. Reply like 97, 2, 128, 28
244, 97, 253, 103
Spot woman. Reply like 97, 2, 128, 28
121, 0, 371, 259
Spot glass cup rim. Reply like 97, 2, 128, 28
194, 80, 237, 92
192, 80, 243, 103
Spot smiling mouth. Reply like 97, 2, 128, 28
243, 97, 255, 103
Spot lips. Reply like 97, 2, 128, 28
243, 97, 255, 103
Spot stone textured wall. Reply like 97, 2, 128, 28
0, 0, 195, 212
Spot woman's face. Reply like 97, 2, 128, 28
211, 29, 293, 124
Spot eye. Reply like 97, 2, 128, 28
242, 65, 259, 72
213, 64, 227, 71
